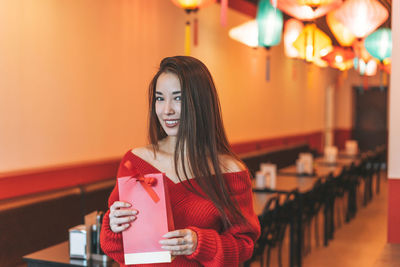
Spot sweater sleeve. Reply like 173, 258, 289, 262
100, 151, 133, 265
185, 171, 261, 266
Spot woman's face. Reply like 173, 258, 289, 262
155, 72, 182, 137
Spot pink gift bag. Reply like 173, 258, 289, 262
118, 167, 174, 265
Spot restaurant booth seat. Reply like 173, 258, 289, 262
240, 143, 316, 176
0, 179, 115, 267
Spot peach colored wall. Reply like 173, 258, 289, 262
0, 0, 338, 173
388, 0, 399, 179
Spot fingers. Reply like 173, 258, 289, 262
159, 229, 198, 256
110, 223, 131, 233
159, 237, 187, 246
162, 229, 188, 239
110, 201, 131, 211
110, 209, 137, 218
109, 201, 138, 233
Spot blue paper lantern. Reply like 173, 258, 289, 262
256, 0, 283, 81
365, 28, 392, 62
257, 0, 283, 48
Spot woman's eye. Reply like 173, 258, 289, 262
155, 96, 163, 101
175, 96, 182, 101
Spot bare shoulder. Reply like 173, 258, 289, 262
131, 145, 154, 161
219, 154, 247, 173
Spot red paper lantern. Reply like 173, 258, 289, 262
321, 46, 355, 70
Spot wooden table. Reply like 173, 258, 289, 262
23, 241, 118, 267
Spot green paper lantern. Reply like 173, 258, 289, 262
365, 28, 392, 62
257, 0, 283, 48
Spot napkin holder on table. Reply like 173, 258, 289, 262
260, 163, 277, 189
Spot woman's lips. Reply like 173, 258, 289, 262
164, 120, 179, 128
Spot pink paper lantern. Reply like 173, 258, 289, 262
276, 0, 342, 21
334, 0, 389, 39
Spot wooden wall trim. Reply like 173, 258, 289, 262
388, 179, 400, 244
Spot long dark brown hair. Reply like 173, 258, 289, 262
148, 56, 247, 229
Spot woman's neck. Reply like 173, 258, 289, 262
158, 136, 178, 154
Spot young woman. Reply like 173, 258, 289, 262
100, 56, 260, 266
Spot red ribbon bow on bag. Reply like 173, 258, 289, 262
123, 160, 160, 203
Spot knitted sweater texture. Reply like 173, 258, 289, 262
100, 151, 260, 267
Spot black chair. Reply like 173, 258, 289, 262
278, 190, 300, 267
301, 178, 324, 253
322, 175, 337, 246
345, 163, 360, 222
245, 195, 280, 267
333, 167, 348, 229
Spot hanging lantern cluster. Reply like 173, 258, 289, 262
171, 0, 216, 55
227, 0, 391, 80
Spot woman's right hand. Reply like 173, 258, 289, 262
109, 201, 138, 233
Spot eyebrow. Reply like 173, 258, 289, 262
155, 91, 181, 95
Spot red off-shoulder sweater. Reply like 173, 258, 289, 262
100, 151, 260, 267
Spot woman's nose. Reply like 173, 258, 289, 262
163, 100, 174, 115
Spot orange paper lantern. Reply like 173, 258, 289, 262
326, 11, 355, 46
171, 0, 215, 10
297, 0, 335, 7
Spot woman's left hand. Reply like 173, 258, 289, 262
159, 229, 198, 255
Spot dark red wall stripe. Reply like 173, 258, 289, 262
0, 159, 119, 201
388, 179, 400, 244
227, 0, 257, 17
231, 131, 323, 154
334, 128, 352, 150
0, 130, 351, 201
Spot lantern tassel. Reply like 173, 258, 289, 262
266, 49, 271, 81
194, 16, 198, 46
291, 59, 297, 81
379, 66, 384, 91
220, 0, 228, 26
185, 21, 191, 56
363, 75, 368, 91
